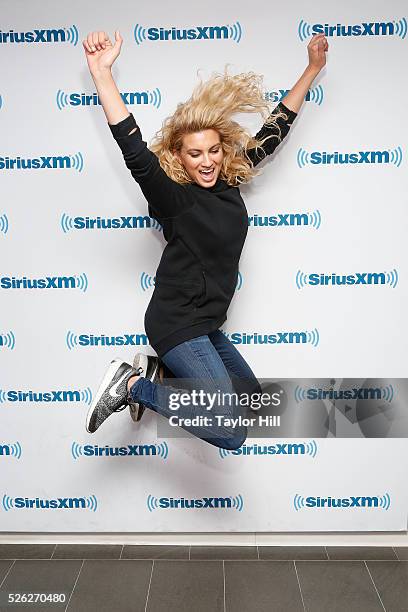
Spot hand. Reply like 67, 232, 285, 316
83, 30, 123, 75
307, 33, 329, 73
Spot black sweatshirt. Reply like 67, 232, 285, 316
108, 101, 297, 358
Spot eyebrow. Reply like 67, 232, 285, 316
186, 143, 221, 153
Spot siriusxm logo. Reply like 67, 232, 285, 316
297, 146, 403, 167
0, 388, 92, 405
0, 213, 9, 236
66, 330, 148, 349
56, 88, 162, 109
140, 271, 242, 291
0, 25, 79, 45
219, 440, 318, 459
296, 269, 398, 289
0, 273, 88, 291
2, 494, 98, 512
0, 442, 22, 459
221, 329, 320, 347
134, 22, 242, 44
295, 385, 394, 403
298, 18, 407, 40
71, 441, 168, 460
248, 210, 321, 230
293, 493, 391, 511
265, 85, 324, 105
147, 494, 243, 511
0, 331, 15, 350
0, 152, 84, 171
61, 213, 162, 232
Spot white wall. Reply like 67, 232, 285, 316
1, 0, 407, 536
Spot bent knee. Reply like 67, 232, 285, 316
220, 426, 247, 451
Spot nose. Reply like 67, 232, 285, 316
202, 153, 213, 166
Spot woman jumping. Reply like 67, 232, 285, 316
83, 29, 328, 450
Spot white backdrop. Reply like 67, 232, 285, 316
1, 0, 408, 532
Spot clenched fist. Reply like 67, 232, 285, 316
83, 30, 123, 75
307, 33, 329, 72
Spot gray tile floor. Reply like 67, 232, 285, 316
0, 545, 407, 611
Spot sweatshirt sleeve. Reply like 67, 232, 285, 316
108, 113, 191, 220
245, 101, 298, 167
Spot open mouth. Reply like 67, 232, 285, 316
199, 168, 215, 181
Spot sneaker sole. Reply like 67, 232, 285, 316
86, 359, 125, 432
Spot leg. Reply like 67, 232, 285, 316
128, 335, 248, 450
208, 329, 263, 399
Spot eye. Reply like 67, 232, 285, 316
190, 148, 220, 158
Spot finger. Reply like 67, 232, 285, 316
308, 35, 325, 48
114, 30, 122, 46
88, 33, 97, 52
83, 39, 93, 53
98, 31, 106, 49
91, 31, 101, 50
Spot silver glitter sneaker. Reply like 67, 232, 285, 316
86, 359, 143, 433
128, 353, 160, 422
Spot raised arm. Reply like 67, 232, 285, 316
246, 33, 328, 167
106, 109, 191, 220
83, 30, 190, 220
246, 101, 298, 167
282, 33, 328, 114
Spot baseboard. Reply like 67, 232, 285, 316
1, 532, 408, 546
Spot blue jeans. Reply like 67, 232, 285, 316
128, 329, 262, 450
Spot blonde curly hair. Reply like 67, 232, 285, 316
149, 64, 288, 187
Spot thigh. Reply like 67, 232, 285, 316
208, 329, 262, 396
160, 334, 248, 421
156, 335, 248, 447
161, 335, 233, 388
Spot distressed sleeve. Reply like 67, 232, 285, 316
245, 101, 298, 167
108, 113, 191, 220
